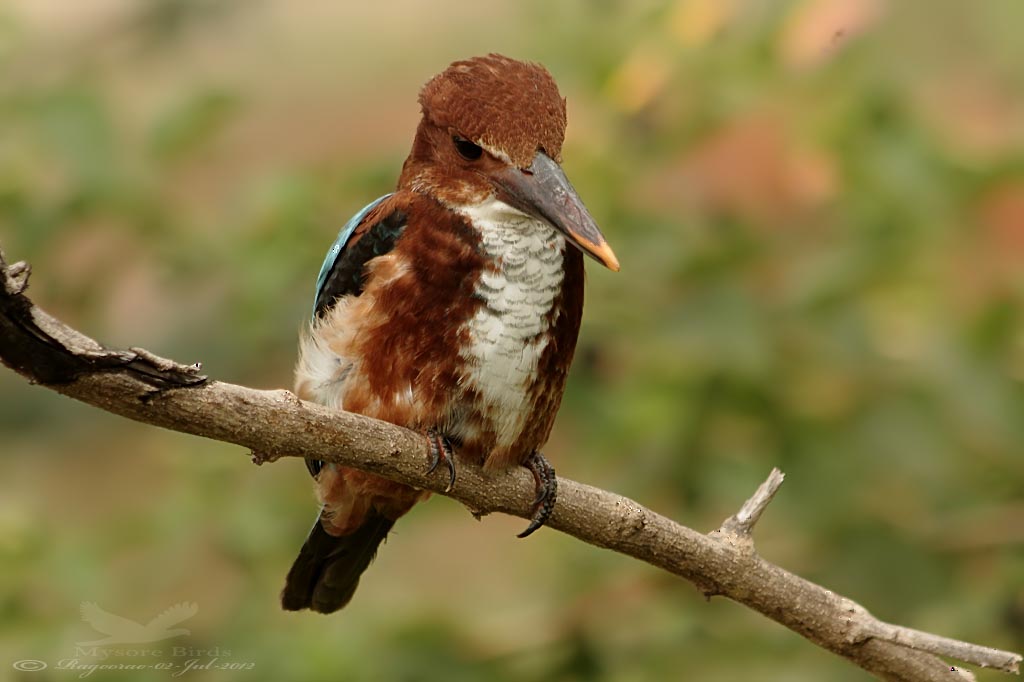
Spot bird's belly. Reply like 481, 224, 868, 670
297, 210, 569, 469
450, 211, 567, 465
452, 310, 553, 461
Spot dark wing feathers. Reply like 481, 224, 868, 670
305, 193, 409, 478
314, 194, 409, 320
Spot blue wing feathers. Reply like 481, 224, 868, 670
309, 191, 401, 319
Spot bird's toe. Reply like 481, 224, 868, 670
425, 429, 456, 493
517, 451, 557, 538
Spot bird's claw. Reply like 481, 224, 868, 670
425, 429, 456, 493
517, 451, 557, 538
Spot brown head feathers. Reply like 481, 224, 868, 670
417, 54, 567, 168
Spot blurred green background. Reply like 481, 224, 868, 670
2, 1, 1023, 680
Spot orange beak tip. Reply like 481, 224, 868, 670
590, 241, 620, 272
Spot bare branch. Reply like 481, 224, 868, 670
863, 622, 1022, 675
0, 249, 1019, 681
718, 466, 785, 537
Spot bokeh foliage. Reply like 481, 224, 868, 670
2, 1, 1023, 680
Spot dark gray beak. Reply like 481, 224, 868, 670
489, 151, 619, 271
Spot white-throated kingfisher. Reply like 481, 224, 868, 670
282, 54, 619, 613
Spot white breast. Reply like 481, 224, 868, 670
455, 198, 566, 450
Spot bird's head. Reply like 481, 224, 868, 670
398, 53, 619, 271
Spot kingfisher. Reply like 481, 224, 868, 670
282, 54, 619, 613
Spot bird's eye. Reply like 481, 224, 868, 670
453, 136, 483, 161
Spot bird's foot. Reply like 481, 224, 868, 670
517, 451, 557, 538
425, 428, 456, 493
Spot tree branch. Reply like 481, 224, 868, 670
1, 248, 1019, 681
718, 466, 785, 537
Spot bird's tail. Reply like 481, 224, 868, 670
281, 509, 395, 613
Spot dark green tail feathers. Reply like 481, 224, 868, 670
281, 510, 395, 613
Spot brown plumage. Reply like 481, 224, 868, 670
417, 53, 567, 167
282, 54, 617, 613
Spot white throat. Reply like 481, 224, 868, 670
454, 197, 567, 449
